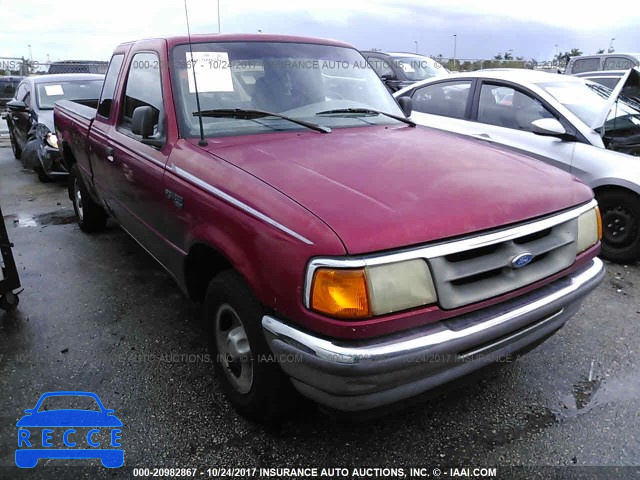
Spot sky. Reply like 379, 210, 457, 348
1, 0, 639, 63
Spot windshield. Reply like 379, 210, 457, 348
36, 80, 104, 109
390, 56, 448, 81
540, 80, 640, 131
170, 42, 404, 138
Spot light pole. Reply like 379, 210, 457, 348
452, 34, 457, 70
414, 41, 418, 54
217, 0, 221, 33
609, 37, 615, 53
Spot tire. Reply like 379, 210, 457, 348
9, 132, 21, 160
35, 166, 51, 183
205, 270, 295, 422
69, 164, 108, 233
0, 292, 19, 312
597, 190, 640, 263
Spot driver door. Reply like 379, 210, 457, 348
468, 81, 575, 173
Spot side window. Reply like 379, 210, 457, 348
572, 58, 601, 74
97, 54, 125, 118
367, 57, 393, 77
477, 84, 554, 132
15, 83, 27, 101
603, 56, 634, 71
411, 80, 472, 119
119, 52, 164, 139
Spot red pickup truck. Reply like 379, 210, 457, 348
54, 34, 605, 420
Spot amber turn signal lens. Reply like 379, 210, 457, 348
311, 268, 371, 319
595, 206, 603, 240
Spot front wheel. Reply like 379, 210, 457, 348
69, 164, 108, 233
9, 132, 22, 160
597, 190, 640, 263
205, 270, 295, 422
35, 166, 51, 183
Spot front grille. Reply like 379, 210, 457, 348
429, 218, 578, 309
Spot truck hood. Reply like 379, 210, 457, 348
203, 126, 593, 254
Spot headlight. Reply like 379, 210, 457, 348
577, 206, 602, 253
309, 259, 437, 319
46, 133, 59, 149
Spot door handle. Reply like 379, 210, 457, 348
106, 146, 114, 162
472, 133, 491, 139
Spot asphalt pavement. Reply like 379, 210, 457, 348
1, 144, 639, 479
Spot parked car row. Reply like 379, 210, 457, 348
394, 67, 640, 263
4, 74, 104, 181
49, 33, 606, 422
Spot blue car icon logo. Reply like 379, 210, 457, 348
15, 391, 123, 468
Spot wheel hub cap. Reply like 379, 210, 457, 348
215, 304, 253, 394
74, 180, 84, 221
603, 206, 635, 247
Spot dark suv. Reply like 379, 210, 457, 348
361, 51, 449, 92
0, 76, 24, 106
47, 61, 108, 74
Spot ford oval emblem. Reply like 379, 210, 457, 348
511, 252, 534, 269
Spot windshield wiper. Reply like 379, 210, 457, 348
316, 108, 416, 127
193, 109, 331, 134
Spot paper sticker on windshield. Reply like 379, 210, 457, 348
186, 52, 234, 93
399, 62, 415, 73
44, 85, 64, 96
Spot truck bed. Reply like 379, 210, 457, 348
54, 100, 97, 179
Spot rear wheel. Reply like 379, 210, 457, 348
70, 164, 108, 233
205, 270, 295, 422
0, 292, 19, 312
597, 190, 640, 263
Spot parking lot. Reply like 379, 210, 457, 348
1, 140, 639, 477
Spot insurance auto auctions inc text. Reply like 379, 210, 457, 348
199, 467, 498, 478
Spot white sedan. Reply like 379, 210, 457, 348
394, 68, 640, 263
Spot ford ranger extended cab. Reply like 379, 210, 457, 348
54, 34, 605, 420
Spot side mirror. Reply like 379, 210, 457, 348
131, 106, 156, 138
132, 106, 163, 147
531, 118, 566, 137
6, 99, 28, 112
397, 96, 413, 117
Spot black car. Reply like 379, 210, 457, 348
0, 76, 24, 107
361, 51, 449, 92
6, 74, 104, 181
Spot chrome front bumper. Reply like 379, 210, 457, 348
262, 258, 605, 411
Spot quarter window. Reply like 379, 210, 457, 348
97, 54, 125, 118
120, 52, 164, 139
411, 81, 472, 119
477, 84, 555, 132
